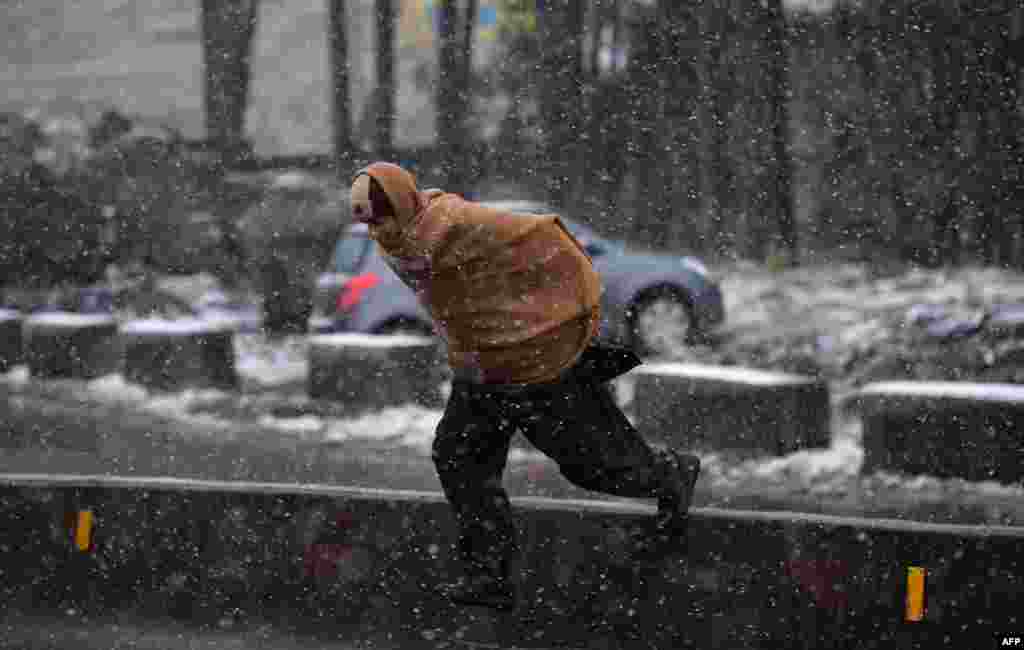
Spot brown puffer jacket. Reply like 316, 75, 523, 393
353, 162, 602, 385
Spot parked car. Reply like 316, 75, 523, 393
309, 200, 725, 358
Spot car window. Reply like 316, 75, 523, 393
559, 217, 612, 253
332, 234, 369, 273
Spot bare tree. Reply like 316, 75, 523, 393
375, 0, 397, 161
535, 0, 585, 209
437, 0, 460, 189
200, 0, 259, 165
436, 0, 480, 193
328, 0, 352, 175
766, 0, 797, 263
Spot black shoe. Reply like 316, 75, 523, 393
438, 574, 517, 611
656, 450, 701, 528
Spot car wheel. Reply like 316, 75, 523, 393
629, 288, 695, 359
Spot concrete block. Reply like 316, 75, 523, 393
0, 310, 22, 372
845, 381, 1024, 483
121, 319, 238, 392
22, 313, 120, 380
307, 333, 447, 410
631, 362, 831, 455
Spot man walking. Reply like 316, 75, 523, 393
350, 162, 701, 610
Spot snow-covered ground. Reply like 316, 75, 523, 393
3, 262, 1024, 524
681, 262, 1024, 391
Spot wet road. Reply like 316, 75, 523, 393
1, 616, 414, 650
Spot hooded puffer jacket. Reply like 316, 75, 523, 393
351, 162, 602, 385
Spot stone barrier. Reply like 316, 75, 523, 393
0, 309, 22, 372
22, 313, 120, 380
120, 318, 239, 392
307, 333, 447, 411
844, 381, 1024, 484
629, 362, 831, 455
0, 474, 1018, 649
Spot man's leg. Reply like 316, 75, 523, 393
515, 378, 700, 539
431, 381, 518, 609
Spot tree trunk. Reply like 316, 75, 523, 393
697, 4, 727, 255
458, 0, 478, 192
582, 1, 604, 219
766, 0, 797, 263
1008, 3, 1024, 268
328, 0, 352, 175
200, 0, 259, 165
375, 0, 396, 161
648, 1, 673, 241
437, 0, 459, 189
568, 0, 586, 210
536, 0, 584, 208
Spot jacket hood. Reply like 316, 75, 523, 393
351, 162, 425, 257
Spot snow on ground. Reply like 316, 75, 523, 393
309, 333, 435, 348
0, 365, 30, 387
857, 380, 1024, 402
120, 317, 236, 335
635, 362, 815, 386
717, 263, 1024, 350
4, 263, 1024, 518
323, 405, 442, 453
731, 438, 865, 491
685, 262, 1024, 391
24, 313, 116, 328
233, 333, 309, 388
78, 373, 237, 431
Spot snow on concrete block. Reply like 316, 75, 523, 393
121, 318, 239, 392
630, 362, 831, 456
0, 310, 23, 371
986, 304, 1024, 339
308, 334, 446, 410
23, 312, 120, 380
845, 381, 1024, 484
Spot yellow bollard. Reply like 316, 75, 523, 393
75, 510, 93, 552
906, 566, 926, 622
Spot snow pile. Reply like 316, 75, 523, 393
0, 366, 30, 387
701, 263, 1024, 391
75, 374, 235, 431
156, 274, 225, 308
744, 438, 864, 492
120, 317, 235, 336
636, 362, 814, 386
323, 405, 442, 452
24, 313, 116, 328
858, 381, 1024, 403
310, 333, 435, 348
195, 306, 263, 333
84, 373, 149, 404
234, 333, 309, 387
258, 414, 324, 435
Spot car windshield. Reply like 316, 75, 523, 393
331, 233, 368, 273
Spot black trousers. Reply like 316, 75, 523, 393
431, 346, 665, 578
